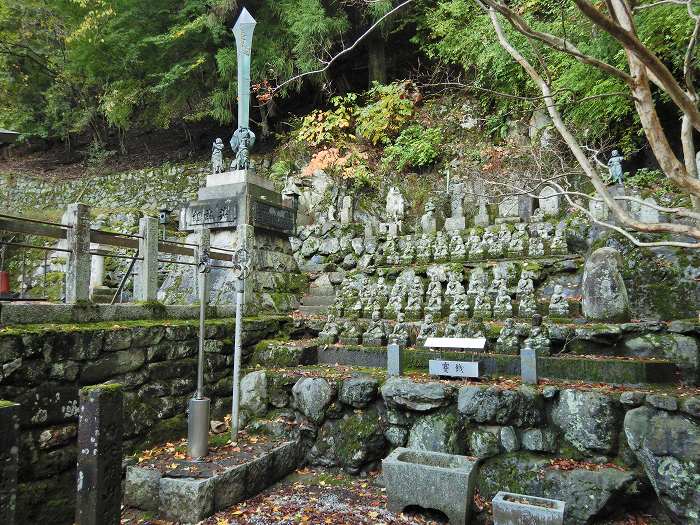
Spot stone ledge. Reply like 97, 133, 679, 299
0, 303, 237, 326
316, 346, 677, 385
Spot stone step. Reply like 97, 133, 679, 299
298, 305, 329, 315
300, 295, 334, 306
307, 286, 336, 297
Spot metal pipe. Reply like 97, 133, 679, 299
90, 228, 142, 239
196, 268, 207, 399
231, 275, 244, 438
157, 258, 197, 266
0, 242, 72, 253
111, 250, 139, 305
89, 251, 143, 261
0, 213, 71, 228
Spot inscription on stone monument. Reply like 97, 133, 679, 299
252, 199, 295, 234
183, 198, 238, 229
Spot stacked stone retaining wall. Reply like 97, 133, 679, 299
0, 316, 290, 524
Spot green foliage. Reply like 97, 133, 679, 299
269, 159, 296, 185
356, 82, 415, 145
85, 140, 116, 175
296, 93, 358, 147
383, 124, 442, 171
627, 168, 665, 189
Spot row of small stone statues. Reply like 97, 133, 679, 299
332, 271, 571, 321
376, 223, 567, 265
319, 312, 552, 356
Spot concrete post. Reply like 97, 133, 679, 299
0, 401, 20, 525
521, 344, 538, 385
387, 343, 404, 377
75, 384, 123, 525
65, 203, 91, 303
136, 217, 159, 302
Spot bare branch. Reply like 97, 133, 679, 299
574, 0, 700, 132
272, 0, 415, 94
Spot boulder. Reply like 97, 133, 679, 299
457, 385, 543, 427
477, 452, 636, 525
407, 412, 463, 454
469, 427, 501, 458
581, 247, 630, 322
124, 466, 161, 510
292, 377, 334, 424
521, 428, 557, 453
381, 377, 454, 412
300, 237, 321, 257
624, 406, 700, 523
307, 409, 385, 473
338, 374, 379, 408
552, 389, 618, 454
318, 237, 341, 256
384, 426, 408, 447
240, 371, 267, 416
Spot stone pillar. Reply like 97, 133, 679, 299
75, 384, 123, 525
90, 245, 106, 289
387, 343, 404, 377
0, 401, 20, 525
521, 345, 538, 385
65, 203, 91, 303
136, 217, 159, 302
196, 227, 211, 300
340, 195, 354, 225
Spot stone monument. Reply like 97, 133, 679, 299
445, 182, 467, 231
420, 199, 438, 234
548, 284, 569, 317
582, 247, 630, 322
496, 318, 520, 354
538, 186, 560, 216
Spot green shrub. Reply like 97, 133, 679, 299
295, 93, 358, 147
382, 125, 443, 171
356, 82, 415, 145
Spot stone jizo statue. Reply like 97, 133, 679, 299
517, 292, 538, 318
433, 232, 449, 261
389, 312, 410, 348
444, 313, 461, 338
211, 138, 225, 174
524, 325, 551, 356
473, 290, 492, 320
363, 310, 387, 346
548, 284, 569, 317
386, 186, 406, 222
340, 321, 362, 345
607, 149, 624, 184
496, 318, 519, 354
449, 233, 466, 260
516, 274, 534, 296
445, 271, 465, 304
417, 313, 439, 346
493, 287, 513, 319
450, 292, 470, 319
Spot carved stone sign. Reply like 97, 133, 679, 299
428, 359, 480, 378
182, 198, 238, 230
251, 199, 295, 235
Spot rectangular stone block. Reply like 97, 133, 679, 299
382, 447, 479, 525
0, 401, 20, 525
387, 343, 404, 377
64, 203, 91, 303
124, 466, 161, 511
75, 384, 123, 525
213, 463, 246, 510
159, 477, 215, 524
492, 491, 565, 525
521, 347, 538, 385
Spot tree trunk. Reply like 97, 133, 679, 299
368, 31, 387, 85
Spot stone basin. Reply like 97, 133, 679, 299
492, 491, 566, 525
382, 447, 479, 525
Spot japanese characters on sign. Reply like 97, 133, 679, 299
252, 199, 295, 235
184, 198, 238, 229
428, 359, 480, 378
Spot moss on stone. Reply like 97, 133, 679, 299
80, 382, 123, 394
336, 409, 382, 465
